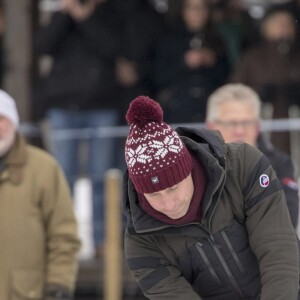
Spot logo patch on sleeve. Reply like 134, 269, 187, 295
259, 174, 269, 187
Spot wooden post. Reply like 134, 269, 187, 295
104, 169, 122, 300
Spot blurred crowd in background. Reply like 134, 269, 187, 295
32, 0, 300, 152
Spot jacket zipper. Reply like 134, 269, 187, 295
208, 238, 246, 299
203, 169, 225, 219
221, 231, 245, 274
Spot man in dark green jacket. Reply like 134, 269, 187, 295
123, 96, 299, 299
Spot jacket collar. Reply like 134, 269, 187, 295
257, 132, 274, 154
0, 133, 27, 184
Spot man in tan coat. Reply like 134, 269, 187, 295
0, 90, 81, 299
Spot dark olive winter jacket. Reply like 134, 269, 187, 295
123, 127, 299, 300
257, 133, 299, 228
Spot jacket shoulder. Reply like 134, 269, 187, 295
223, 143, 266, 221
26, 145, 65, 177
27, 145, 60, 166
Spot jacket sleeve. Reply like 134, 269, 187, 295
282, 181, 299, 229
124, 232, 201, 299
274, 154, 299, 228
240, 144, 299, 300
41, 160, 81, 292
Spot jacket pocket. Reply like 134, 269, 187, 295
11, 269, 44, 300
195, 242, 222, 285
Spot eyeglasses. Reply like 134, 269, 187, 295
214, 119, 258, 129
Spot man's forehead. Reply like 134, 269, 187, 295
219, 101, 256, 116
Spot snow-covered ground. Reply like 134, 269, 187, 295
73, 178, 94, 260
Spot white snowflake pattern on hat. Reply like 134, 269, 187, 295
149, 135, 183, 159
126, 145, 153, 168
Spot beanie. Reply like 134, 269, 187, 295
125, 96, 192, 194
0, 90, 19, 128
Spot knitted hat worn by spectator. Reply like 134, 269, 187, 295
125, 96, 192, 194
0, 90, 19, 128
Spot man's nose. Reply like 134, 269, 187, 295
233, 123, 247, 133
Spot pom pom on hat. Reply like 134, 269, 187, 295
125, 96, 192, 194
126, 96, 163, 128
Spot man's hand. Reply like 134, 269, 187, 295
45, 284, 72, 300
115, 57, 139, 87
184, 48, 216, 69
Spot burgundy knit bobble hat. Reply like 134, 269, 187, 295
125, 96, 192, 194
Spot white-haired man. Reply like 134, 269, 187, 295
0, 90, 81, 300
206, 83, 299, 227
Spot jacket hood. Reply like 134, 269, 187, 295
122, 127, 227, 234
175, 127, 225, 165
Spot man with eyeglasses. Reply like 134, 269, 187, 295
206, 83, 299, 228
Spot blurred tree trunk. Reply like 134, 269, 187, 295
2, 0, 39, 123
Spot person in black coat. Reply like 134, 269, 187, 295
33, 0, 121, 256
33, 0, 120, 118
112, 0, 168, 120
154, 0, 229, 123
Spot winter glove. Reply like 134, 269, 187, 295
44, 284, 73, 300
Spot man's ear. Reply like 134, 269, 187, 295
256, 121, 261, 136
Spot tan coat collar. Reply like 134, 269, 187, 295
0, 133, 27, 184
